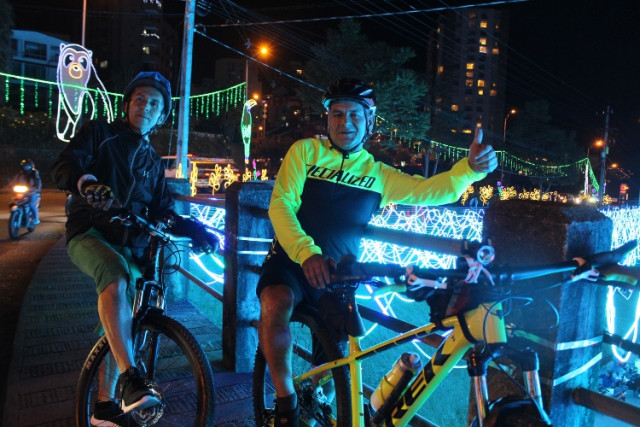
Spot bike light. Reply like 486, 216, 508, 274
13, 185, 28, 193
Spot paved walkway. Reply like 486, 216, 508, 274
2, 237, 254, 426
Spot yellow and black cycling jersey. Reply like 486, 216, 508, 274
268, 137, 485, 266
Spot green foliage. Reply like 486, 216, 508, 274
298, 20, 431, 145
509, 100, 581, 164
508, 100, 583, 187
0, 0, 13, 72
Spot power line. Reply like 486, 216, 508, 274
201, 0, 526, 28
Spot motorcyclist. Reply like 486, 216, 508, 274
9, 159, 42, 224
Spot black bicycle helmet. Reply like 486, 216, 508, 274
322, 79, 377, 113
20, 159, 34, 171
123, 71, 172, 123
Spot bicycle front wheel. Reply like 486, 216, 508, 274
75, 311, 215, 426
253, 305, 352, 426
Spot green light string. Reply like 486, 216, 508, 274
19, 79, 24, 114
0, 72, 245, 121
34, 82, 38, 108
48, 85, 52, 117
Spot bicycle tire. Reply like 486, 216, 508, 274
253, 305, 352, 426
8, 209, 22, 239
75, 311, 215, 426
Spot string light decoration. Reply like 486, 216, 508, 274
479, 185, 494, 205
186, 202, 639, 360
460, 185, 474, 205
241, 99, 258, 165
601, 207, 640, 362
0, 71, 245, 130
55, 43, 114, 142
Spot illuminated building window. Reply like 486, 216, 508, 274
142, 46, 151, 55
438, 65, 444, 73
479, 46, 488, 54
479, 37, 487, 46
492, 47, 500, 54
466, 79, 473, 87
466, 62, 475, 70
478, 89, 484, 96
466, 71, 474, 78
477, 79, 485, 87
296, 69, 303, 75
490, 89, 497, 96
480, 20, 488, 28
451, 104, 459, 111
99, 60, 108, 68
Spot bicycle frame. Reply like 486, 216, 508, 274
295, 301, 514, 426
132, 237, 167, 319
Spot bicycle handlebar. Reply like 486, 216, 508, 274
331, 239, 638, 290
109, 209, 186, 243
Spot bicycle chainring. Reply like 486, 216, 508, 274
130, 403, 164, 425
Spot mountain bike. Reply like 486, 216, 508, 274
253, 239, 638, 426
75, 211, 216, 426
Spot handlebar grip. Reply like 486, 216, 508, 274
586, 239, 637, 267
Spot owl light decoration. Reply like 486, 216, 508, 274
56, 43, 113, 142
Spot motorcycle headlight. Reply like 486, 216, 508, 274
13, 185, 28, 193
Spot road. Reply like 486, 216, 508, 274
0, 189, 67, 420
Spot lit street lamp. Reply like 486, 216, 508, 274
587, 139, 604, 159
502, 108, 517, 145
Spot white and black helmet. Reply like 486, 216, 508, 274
322, 79, 377, 114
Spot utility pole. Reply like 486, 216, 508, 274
598, 106, 611, 206
176, 0, 195, 179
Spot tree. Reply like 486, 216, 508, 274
0, 0, 14, 72
297, 20, 430, 148
507, 100, 583, 189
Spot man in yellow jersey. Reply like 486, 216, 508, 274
256, 78, 497, 426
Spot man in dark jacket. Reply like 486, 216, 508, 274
52, 71, 216, 425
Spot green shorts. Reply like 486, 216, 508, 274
67, 227, 142, 296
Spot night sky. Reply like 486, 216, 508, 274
8, 0, 640, 185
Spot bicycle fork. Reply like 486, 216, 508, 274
467, 344, 548, 426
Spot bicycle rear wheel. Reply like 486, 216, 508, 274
253, 305, 352, 426
75, 311, 215, 426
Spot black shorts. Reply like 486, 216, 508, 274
256, 251, 325, 306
